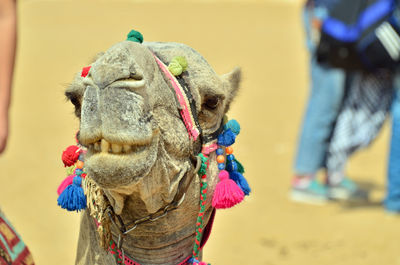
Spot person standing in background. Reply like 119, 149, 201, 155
0, 1, 35, 264
291, 0, 367, 204
0, 0, 16, 154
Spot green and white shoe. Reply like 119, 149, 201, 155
290, 177, 329, 205
328, 178, 369, 201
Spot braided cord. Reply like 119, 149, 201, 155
192, 153, 209, 259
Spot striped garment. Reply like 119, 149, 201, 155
326, 70, 394, 178
0, 209, 34, 265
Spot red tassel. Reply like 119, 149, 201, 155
212, 170, 244, 209
62, 145, 81, 167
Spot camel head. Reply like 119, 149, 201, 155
65, 40, 241, 216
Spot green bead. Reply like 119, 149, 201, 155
126, 29, 143, 43
174, 56, 188, 71
168, 61, 183, 76
168, 56, 189, 76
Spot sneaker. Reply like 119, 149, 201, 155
328, 178, 369, 201
290, 177, 329, 205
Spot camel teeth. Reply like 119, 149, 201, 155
111, 143, 122, 154
101, 139, 110, 153
123, 145, 132, 153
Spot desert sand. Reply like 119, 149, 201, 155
0, 1, 399, 264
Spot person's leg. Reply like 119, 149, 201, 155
294, 4, 345, 175
294, 61, 345, 175
326, 71, 393, 201
291, 5, 345, 203
385, 84, 400, 212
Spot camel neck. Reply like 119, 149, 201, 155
108, 241, 192, 265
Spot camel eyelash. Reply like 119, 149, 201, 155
202, 95, 224, 110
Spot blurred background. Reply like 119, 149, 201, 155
0, 0, 399, 264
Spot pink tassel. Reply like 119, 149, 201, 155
57, 175, 75, 195
212, 170, 244, 209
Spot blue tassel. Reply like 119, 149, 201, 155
224, 119, 241, 135
226, 160, 238, 172
57, 176, 86, 211
217, 129, 236, 147
229, 171, 251, 196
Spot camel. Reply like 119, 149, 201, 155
64, 36, 243, 265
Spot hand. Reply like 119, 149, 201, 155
0, 112, 9, 154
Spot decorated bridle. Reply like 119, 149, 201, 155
57, 30, 250, 265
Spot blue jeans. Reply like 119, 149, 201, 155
386, 81, 400, 211
294, 6, 345, 175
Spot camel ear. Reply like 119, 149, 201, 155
222, 67, 241, 112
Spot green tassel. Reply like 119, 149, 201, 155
126, 29, 143, 43
235, 158, 245, 173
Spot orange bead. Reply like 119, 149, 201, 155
226, 146, 233, 154
76, 160, 84, 169
216, 155, 225, 164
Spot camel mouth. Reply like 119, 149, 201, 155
88, 138, 150, 155
83, 133, 159, 188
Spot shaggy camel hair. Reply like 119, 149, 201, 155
65, 40, 241, 265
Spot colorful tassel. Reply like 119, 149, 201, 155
57, 176, 86, 211
229, 171, 251, 196
57, 175, 75, 195
126, 29, 144, 43
234, 158, 245, 174
62, 145, 81, 167
212, 170, 244, 209
66, 165, 76, 176
217, 129, 236, 147
224, 119, 241, 135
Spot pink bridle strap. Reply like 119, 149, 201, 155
153, 55, 201, 141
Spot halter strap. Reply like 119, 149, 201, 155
153, 55, 201, 141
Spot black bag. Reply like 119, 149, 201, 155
316, 0, 400, 71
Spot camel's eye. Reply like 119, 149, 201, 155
65, 91, 82, 118
203, 96, 220, 110
66, 92, 81, 109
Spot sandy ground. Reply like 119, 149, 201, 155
0, 1, 400, 264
